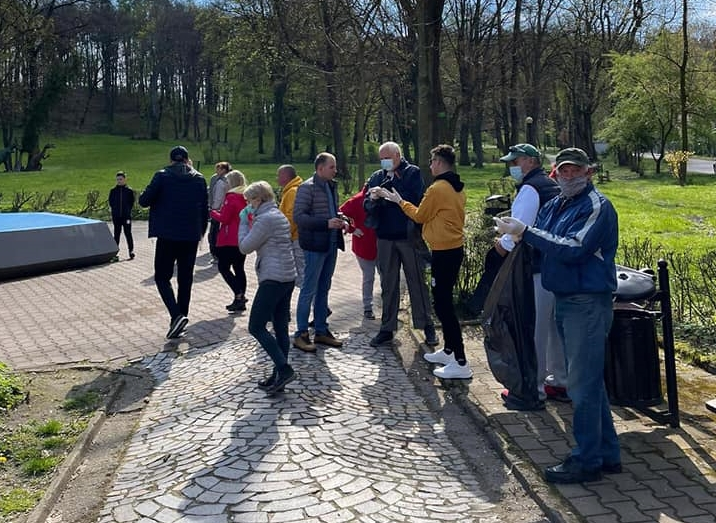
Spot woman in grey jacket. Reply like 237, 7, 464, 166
239, 181, 298, 394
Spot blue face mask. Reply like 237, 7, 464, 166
380, 159, 394, 171
509, 165, 524, 183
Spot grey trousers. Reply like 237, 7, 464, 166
356, 255, 377, 312
376, 238, 433, 332
533, 273, 568, 392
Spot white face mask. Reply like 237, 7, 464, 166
557, 176, 589, 198
509, 165, 524, 183
380, 159, 394, 171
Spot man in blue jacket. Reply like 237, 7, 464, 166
292, 152, 346, 352
364, 141, 438, 348
139, 146, 209, 339
494, 147, 621, 484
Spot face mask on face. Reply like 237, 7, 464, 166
380, 159, 393, 171
557, 176, 589, 198
508, 165, 524, 183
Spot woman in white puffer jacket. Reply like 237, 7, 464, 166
239, 181, 298, 395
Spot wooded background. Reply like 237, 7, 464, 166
2, 0, 715, 185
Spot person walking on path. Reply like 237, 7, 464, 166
108, 171, 135, 261
239, 181, 297, 395
494, 147, 621, 484
339, 183, 378, 320
365, 141, 438, 349
208, 161, 230, 263
139, 146, 208, 339
210, 169, 249, 313
277, 164, 305, 288
292, 152, 346, 352
378, 144, 470, 379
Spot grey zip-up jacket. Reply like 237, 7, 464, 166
239, 201, 297, 284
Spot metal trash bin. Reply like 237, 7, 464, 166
484, 194, 511, 217
605, 266, 662, 408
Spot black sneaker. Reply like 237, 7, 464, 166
363, 310, 376, 320
227, 299, 246, 313
267, 366, 296, 394
544, 456, 602, 484
166, 315, 188, 339
129, 252, 135, 260
258, 370, 281, 391
424, 324, 439, 346
369, 331, 393, 347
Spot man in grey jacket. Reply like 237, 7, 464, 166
292, 152, 346, 352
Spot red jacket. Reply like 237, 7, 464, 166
210, 189, 247, 247
339, 186, 377, 261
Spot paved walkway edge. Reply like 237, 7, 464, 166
403, 324, 579, 523
25, 370, 126, 523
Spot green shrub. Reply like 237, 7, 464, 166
0, 363, 25, 412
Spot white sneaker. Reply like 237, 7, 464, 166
433, 361, 473, 379
423, 349, 455, 366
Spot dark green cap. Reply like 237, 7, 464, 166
556, 147, 590, 168
499, 143, 541, 162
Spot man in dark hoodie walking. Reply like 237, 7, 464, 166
139, 146, 209, 339
377, 144, 470, 379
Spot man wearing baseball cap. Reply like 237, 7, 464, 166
139, 146, 209, 339
494, 146, 621, 483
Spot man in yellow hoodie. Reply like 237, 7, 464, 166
377, 144, 470, 379
277, 164, 304, 287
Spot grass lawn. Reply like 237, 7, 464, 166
1, 134, 716, 256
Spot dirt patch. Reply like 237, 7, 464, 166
1, 366, 154, 523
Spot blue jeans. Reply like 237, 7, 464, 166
295, 247, 337, 335
555, 292, 620, 470
249, 280, 294, 369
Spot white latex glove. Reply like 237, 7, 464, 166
381, 187, 403, 204
368, 187, 382, 200
493, 216, 527, 236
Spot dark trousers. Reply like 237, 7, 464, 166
432, 247, 465, 360
466, 246, 505, 316
208, 219, 220, 256
112, 217, 134, 253
154, 238, 199, 320
216, 246, 247, 296
248, 280, 294, 370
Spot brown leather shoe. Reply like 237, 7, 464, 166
293, 332, 316, 352
314, 330, 343, 347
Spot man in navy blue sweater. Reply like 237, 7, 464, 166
139, 146, 209, 339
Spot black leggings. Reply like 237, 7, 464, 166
216, 246, 247, 296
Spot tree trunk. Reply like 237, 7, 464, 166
414, 0, 447, 180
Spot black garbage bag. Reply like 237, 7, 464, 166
480, 242, 539, 406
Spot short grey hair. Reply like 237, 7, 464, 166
378, 141, 401, 157
244, 180, 275, 203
